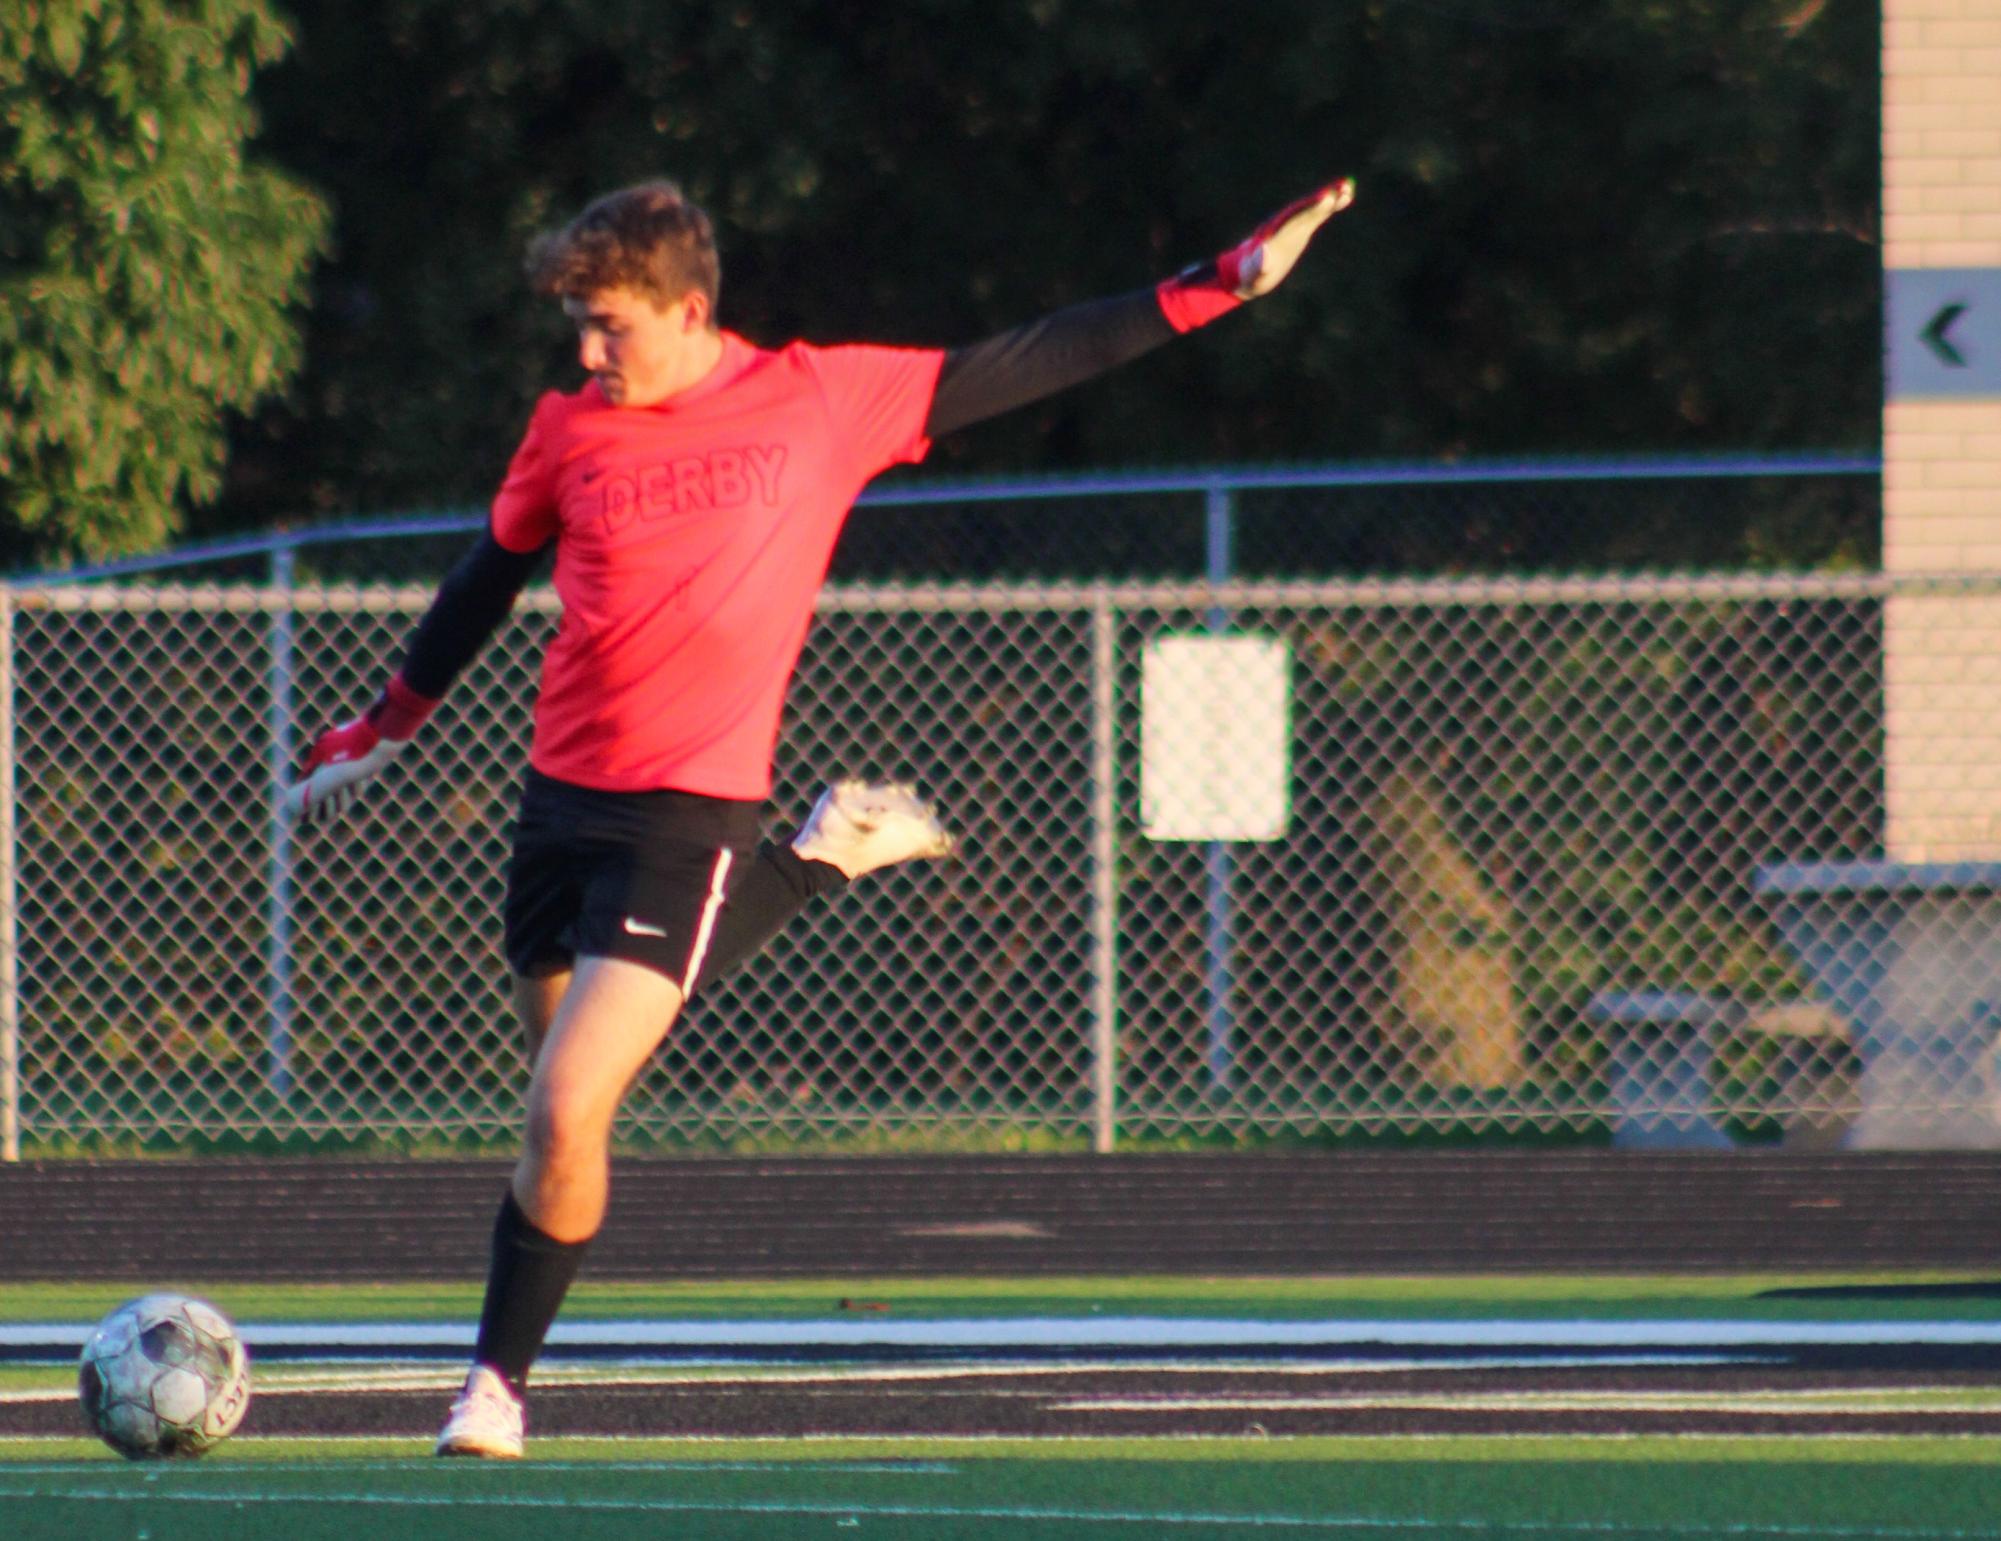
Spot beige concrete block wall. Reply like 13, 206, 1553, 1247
1882, 0, 2001, 861
1884, 594, 2001, 859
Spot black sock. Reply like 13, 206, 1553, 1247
698, 839, 849, 985
472, 1188, 591, 1397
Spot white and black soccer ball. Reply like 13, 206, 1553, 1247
77, 1293, 251, 1459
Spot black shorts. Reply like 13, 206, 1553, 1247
502, 769, 763, 992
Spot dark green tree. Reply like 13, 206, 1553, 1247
0, 0, 329, 563
224, 0, 1877, 567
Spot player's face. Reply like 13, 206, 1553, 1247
563, 286, 714, 408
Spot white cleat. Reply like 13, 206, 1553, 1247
435, 1363, 524, 1459
792, 778, 956, 878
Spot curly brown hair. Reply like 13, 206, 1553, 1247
525, 181, 720, 310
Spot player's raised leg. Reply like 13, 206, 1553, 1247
438, 957, 685, 1458
690, 778, 955, 986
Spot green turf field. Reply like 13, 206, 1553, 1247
5, 1270, 1999, 1324
4, 1443, 2001, 1539
9, 1271, 2001, 1538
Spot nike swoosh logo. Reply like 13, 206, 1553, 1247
622, 916, 669, 938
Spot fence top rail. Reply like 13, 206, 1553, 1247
6, 567, 1985, 615
10, 451, 1880, 588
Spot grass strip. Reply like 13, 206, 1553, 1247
14, 1433, 2001, 1463
5, 1272, 2000, 1325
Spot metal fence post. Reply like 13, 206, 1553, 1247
1203, 483, 1237, 1093
0, 585, 17, 1162
1089, 591, 1120, 1153
266, 544, 296, 1099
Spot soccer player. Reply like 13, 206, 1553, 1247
286, 174, 1355, 1458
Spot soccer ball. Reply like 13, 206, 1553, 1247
77, 1293, 251, 1459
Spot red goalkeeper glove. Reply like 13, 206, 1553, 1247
284, 675, 439, 824
1156, 179, 1356, 333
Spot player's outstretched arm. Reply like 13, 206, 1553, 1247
285, 530, 545, 824
924, 179, 1355, 438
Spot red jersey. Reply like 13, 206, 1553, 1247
489, 332, 944, 798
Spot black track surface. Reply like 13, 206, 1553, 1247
15, 1352, 2001, 1442
4, 1151, 2001, 1281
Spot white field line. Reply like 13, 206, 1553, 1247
12, 1382, 1995, 1415
239, 1354, 1748, 1389
6, 1430, 2001, 1449
0, 1454, 962, 1473
1, 1481, 1999, 1538
7, 1317, 2001, 1352
0, 1351, 1755, 1402
1, 1353, 1765, 1381
1047, 1394, 2001, 1415
0, 1354, 1759, 1405
248, 1353, 1749, 1382
0, 1444, 959, 1461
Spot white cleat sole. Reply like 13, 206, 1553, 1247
793, 778, 956, 878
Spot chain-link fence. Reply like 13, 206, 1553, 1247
16, 456, 1993, 1158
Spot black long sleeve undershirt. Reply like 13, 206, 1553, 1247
394, 285, 1181, 700
923, 285, 1176, 438
394, 534, 545, 700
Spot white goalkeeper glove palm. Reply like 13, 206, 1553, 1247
1218, 180, 1356, 298
285, 715, 407, 824
1157, 179, 1356, 333
285, 676, 439, 824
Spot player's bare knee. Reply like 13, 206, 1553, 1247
520, 1090, 608, 1178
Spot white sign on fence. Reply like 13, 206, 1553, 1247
1140, 633, 1292, 842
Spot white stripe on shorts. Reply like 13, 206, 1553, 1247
679, 847, 734, 996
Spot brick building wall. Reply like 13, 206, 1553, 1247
1881, 0, 2001, 859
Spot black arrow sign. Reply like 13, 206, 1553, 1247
1923, 302, 1969, 367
